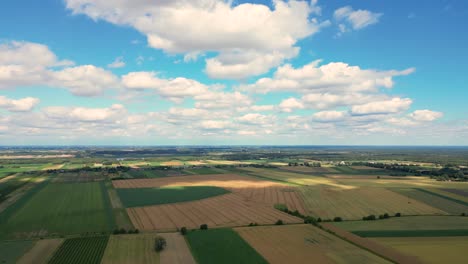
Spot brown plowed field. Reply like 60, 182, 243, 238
127, 193, 302, 231
235, 224, 390, 264
321, 223, 422, 264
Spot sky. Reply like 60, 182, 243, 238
0, 0, 467, 145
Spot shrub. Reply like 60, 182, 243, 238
275, 220, 284, 225
181, 227, 187, 235
134, 229, 139, 233
119, 228, 127, 234
304, 216, 317, 224
333, 217, 343, 222
317, 218, 322, 222
461, 213, 466, 216
200, 224, 208, 230
379, 215, 385, 219
363, 215, 376, 221
383, 213, 390, 219
395, 212, 401, 217
154, 236, 167, 252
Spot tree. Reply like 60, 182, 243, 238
200, 224, 208, 230
333, 217, 343, 222
180, 227, 187, 235
275, 219, 283, 225
155, 236, 166, 252
395, 212, 401, 217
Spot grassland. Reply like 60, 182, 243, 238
374, 236, 468, 264
186, 228, 267, 264
117, 186, 230, 207
0, 182, 114, 238
393, 188, 468, 214
235, 224, 389, 264
0, 240, 34, 264
101, 234, 159, 264
49, 236, 109, 264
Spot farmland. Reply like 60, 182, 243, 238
101, 234, 159, 264
186, 228, 268, 264
235, 224, 389, 264
49, 236, 109, 264
374, 237, 468, 264
0, 146, 468, 263
0, 182, 114, 238
116, 186, 229, 207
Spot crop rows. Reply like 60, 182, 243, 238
49, 236, 109, 264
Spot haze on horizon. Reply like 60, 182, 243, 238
0, 0, 467, 145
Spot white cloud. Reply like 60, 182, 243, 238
409, 109, 443, 122
65, 0, 327, 78
0, 41, 117, 96
107, 56, 126, 68
44, 104, 126, 122
279, 98, 304, 112
0, 96, 40, 112
351, 98, 412, 115
334, 6, 382, 32
312, 110, 347, 122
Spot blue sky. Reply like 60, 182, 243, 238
0, 0, 467, 145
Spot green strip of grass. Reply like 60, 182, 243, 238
186, 228, 267, 264
117, 186, 229, 208
353, 229, 468, 237
100, 181, 116, 229
415, 188, 468, 207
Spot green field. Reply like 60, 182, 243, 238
49, 236, 109, 264
393, 188, 468, 214
183, 168, 221, 175
0, 240, 34, 264
116, 186, 229, 207
186, 228, 267, 264
332, 166, 392, 175
0, 182, 114, 238
101, 234, 159, 264
333, 216, 468, 237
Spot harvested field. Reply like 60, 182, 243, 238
117, 186, 229, 207
186, 228, 267, 264
299, 186, 444, 220
442, 188, 468, 197
186, 161, 208, 165
101, 234, 159, 264
235, 185, 307, 215
235, 224, 389, 264
127, 193, 302, 231
183, 167, 221, 175
321, 223, 422, 264
17, 238, 63, 264
113, 174, 286, 190
160, 233, 196, 264
374, 236, 468, 264
393, 188, 468, 214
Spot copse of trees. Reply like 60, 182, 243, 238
154, 236, 167, 252
200, 224, 208, 230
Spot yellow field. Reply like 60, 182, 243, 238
374, 237, 468, 264
331, 177, 468, 189
299, 186, 444, 220
159, 233, 196, 264
235, 224, 389, 264
101, 234, 159, 264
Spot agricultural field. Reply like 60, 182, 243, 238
17, 238, 63, 264
0, 240, 34, 264
333, 216, 468, 237
49, 236, 109, 264
126, 193, 302, 231
298, 186, 443, 220
374, 236, 468, 264
280, 166, 338, 174
392, 188, 468, 214
116, 186, 230, 207
101, 234, 159, 264
235, 224, 389, 264
0, 182, 115, 239
159, 233, 196, 264
183, 167, 222, 175
186, 228, 267, 264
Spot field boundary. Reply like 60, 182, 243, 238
352, 229, 468, 237
415, 188, 468, 207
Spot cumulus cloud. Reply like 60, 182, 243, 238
409, 109, 443, 122
351, 98, 412, 115
334, 6, 382, 35
44, 104, 126, 122
0, 96, 40, 112
279, 98, 304, 112
107, 56, 126, 68
65, 0, 328, 79
312, 110, 347, 122
0, 41, 117, 96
